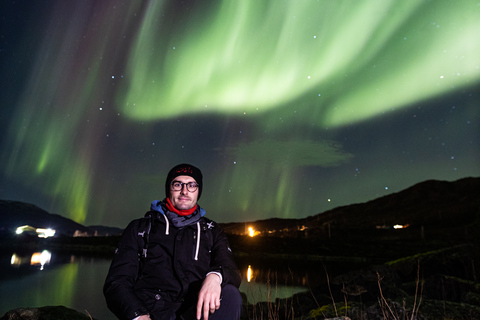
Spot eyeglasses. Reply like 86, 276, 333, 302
170, 181, 199, 193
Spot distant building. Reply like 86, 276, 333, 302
15, 225, 56, 238
73, 230, 90, 237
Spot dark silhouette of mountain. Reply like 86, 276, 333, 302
0, 200, 90, 236
0, 200, 124, 237
87, 225, 123, 236
221, 177, 480, 237
307, 176, 479, 229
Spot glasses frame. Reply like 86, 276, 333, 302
170, 181, 199, 193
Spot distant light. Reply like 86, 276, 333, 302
16, 225, 35, 235
247, 227, 261, 237
36, 228, 56, 238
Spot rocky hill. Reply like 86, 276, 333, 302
307, 176, 480, 229
0, 200, 123, 237
221, 177, 480, 239
0, 200, 90, 236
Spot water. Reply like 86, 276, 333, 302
0, 250, 332, 320
0, 251, 114, 319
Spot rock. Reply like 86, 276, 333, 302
0, 306, 95, 320
0, 309, 39, 320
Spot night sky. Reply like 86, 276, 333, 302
0, 1, 478, 228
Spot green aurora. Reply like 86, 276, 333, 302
0, 0, 478, 226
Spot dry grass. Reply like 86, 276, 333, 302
247, 262, 427, 320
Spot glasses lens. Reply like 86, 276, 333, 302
186, 182, 198, 192
171, 181, 198, 192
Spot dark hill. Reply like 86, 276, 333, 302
307, 177, 480, 229
0, 200, 89, 236
221, 177, 480, 239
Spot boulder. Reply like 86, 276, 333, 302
0, 306, 95, 320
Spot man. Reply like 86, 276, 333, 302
104, 164, 243, 320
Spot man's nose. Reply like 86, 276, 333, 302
180, 184, 188, 194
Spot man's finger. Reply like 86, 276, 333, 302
210, 298, 216, 313
196, 295, 204, 320
203, 298, 210, 320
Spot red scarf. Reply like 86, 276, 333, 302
165, 198, 197, 216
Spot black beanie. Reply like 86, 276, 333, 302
165, 163, 203, 200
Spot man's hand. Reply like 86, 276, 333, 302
196, 273, 222, 320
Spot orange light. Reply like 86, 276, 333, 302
30, 250, 52, 270
247, 265, 253, 282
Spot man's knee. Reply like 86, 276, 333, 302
222, 284, 242, 304
211, 284, 242, 320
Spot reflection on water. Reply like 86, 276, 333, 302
247, 265, 253, 282
11, 251, 52, 270
240, 263, 309, 303
236, 256, 369, 304
238, 257, 326, 287
243, 263, 311, 287
0, 250, 108, 319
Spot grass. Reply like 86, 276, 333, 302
243, 255, 479, 320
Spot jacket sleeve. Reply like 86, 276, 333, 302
103, 220, 149, 320
209, 224, 242, 288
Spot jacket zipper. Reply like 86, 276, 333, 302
194, 222, 200, 261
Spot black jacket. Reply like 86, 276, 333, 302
103, 202, 241, 320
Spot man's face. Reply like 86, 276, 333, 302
168, 175, 199, 210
